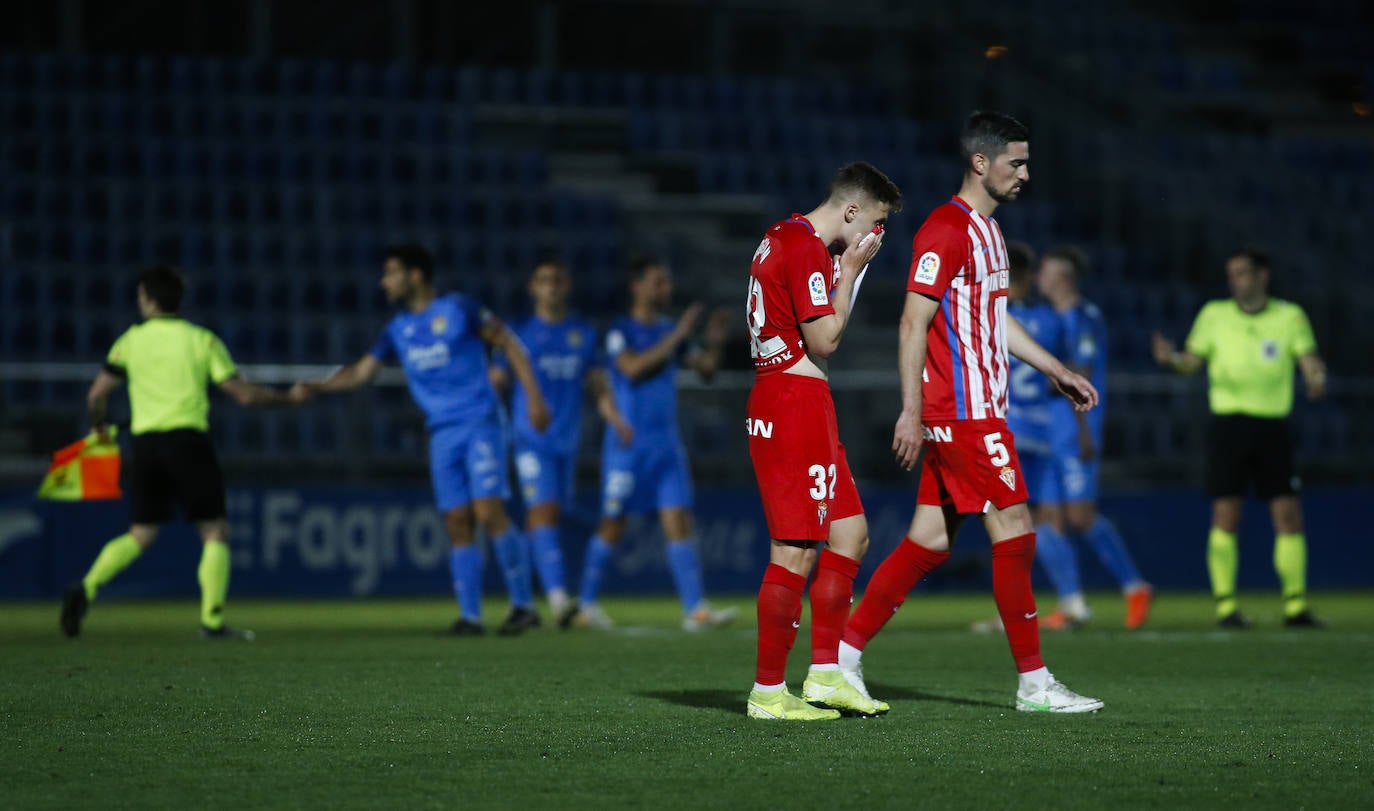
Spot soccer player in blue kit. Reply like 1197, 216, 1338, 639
490, 257, 632, 627
1036, 246, 1152, 630
296, 245, 551, 635
571, 257, 738, 631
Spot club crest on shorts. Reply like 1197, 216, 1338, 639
999, 466, 1017, 490
817, 500, 828, 525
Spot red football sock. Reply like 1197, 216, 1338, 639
992, 533, 1045, 673
842, 538, 950, 651
755, 564, 807, 686
810, 548, 861, 666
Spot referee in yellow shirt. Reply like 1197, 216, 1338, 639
61, 267, 299, 639
1152, 248, 1327, 628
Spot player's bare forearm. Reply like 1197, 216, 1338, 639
86, 370, 122, 429
687, 343, 724, 381
1298, 352, 1327, 400
893, 293, 936, 470
615, 335, 681, 381
311, 356, 381, 393
219, 377, 294, 407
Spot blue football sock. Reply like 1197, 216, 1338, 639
579, 535, 615, 606
1034, 522, 1082, 599
449, 545, 484, 621
492, 529, 534, 608
1082, 515, 1143, 590
666, 539, 706, 615
529, 524, 566, 595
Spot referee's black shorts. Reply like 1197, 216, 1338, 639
1204, 414, 1300, 500
127, 429, 227, 524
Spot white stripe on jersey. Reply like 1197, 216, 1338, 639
966, 210, 1009, 419
956, 222, 988, 419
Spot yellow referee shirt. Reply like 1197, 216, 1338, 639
105, 317, 239, 435
1184, 298, 1316, 419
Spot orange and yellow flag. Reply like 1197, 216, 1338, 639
37, 429, 123, 501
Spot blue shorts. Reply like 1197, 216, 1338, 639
428, 416, 510, 512
1018, 445, 1056, 506
1040, 454, 1099, 504
514, 443, 578, 508
600, 437, 693, 518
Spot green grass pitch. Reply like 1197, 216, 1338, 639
4, 591, 1371, 809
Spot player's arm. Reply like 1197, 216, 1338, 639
587, 368, 633, 446
482, 322, 551, 432
1008, 315, 1098, 412
1297, 352, 1327, 401
218, 375, 297, 407
297, 354, 383, 398
892, 291, 940, 470
683, 307, 730, 382
615, 306, 700, 380
798, 230, 883, 357
1151, 331, 1203, 375
86, 369, 124, 440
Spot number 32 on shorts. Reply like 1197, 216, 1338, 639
808, 464, 837, 499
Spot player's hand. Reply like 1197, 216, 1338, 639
1053, 370, 1099, 412
703, 306, 731, 347
612, 419, 635, 447
674, 303, 705, 339
288, 382, 316, 405
1150, 331, 1176, 367
840, 228, 883, 276
1305, 376, 1326, 401
528, 397, 553, 433
892, 410, 923, 471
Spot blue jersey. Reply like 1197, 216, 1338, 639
604, 315, 687, 443
1050, 299, 1108, 451
371, 293, 501, 431
503, 314, 601, 454
1007, 300, 1064, 454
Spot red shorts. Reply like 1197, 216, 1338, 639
747, 373, 863, 541
917, 418, 1029, 514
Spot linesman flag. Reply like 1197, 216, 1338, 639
37, 429, 123, 501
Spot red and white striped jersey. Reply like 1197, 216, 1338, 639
907, 196, 1011, 421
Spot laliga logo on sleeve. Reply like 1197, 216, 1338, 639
808, 272, 829, 305
913, 252, 940, 286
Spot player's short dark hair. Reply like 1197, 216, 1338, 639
627, 256, 664, 284
1042, 245, 1088, 279
827, 161, 903, 212
138, 266, 184, 313
385, 244, 434, 282
532, 253, 568, 276
1230, 246, 1271, 273
960, 111, 1030, 165
1006, 240, 1036, 282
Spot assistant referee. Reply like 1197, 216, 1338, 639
61, 266, 299, 639
1152, 248, 1327, 628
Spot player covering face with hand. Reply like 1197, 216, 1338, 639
744, 161, 901, 721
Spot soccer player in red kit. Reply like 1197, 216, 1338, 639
839, 112, 1106, 713
744, 162, 901, 720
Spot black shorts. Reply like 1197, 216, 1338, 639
1204, 415, 1300, 500
127, 429, 227, 524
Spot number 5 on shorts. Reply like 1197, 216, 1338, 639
808, 464, 837, 500
983, 433, 1010, 467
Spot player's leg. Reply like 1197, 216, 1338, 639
573, 446, 635, 628
983, 502, 1102, 713
173, 433, 250, 639
1205, 416, 1249, 626
655, 441, 733, 630
747, 539, 838, 721
1260, 420, 1319, 626
842, 498, 961, 662
467, 425, 537, 633
62, 432, 168, 637
1027, 453, 1088, 629
430, 426, 485, 634
515, 446, 572, 621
